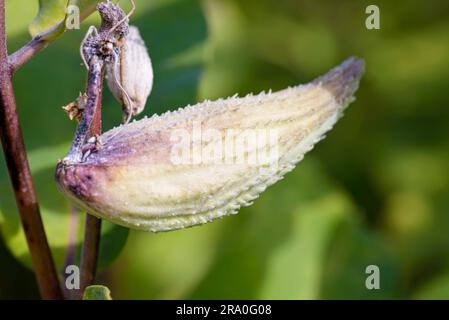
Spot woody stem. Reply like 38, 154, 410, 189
0, 0, 62, 299
78, 56, 105, 297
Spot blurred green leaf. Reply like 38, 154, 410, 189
28, 0, 101, 40
259, 193, 355, 299
83, 285, 112, 300
28, 0, 67, 39
320, 220, 400, 299
413, 273, 449, 300
109, 224, 220, 299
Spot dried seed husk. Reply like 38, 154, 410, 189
62, 92, 88, 122
106, 25, 153, 120
56, 57, 365, 232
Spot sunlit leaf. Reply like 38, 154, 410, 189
83, 285, 112, 300
28, 0, 67, 39
413, 273, 449, 299
28, 0, 102, 40
259, 193, 355, 299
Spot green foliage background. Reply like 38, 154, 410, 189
1, 0, 449, 299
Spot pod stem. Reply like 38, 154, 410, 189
78, 57, 105, 297
67, 56, 104, 161
0, 0, 62, 299
69, 1, 131, 298
80, 215, 102, 297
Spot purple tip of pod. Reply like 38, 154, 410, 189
314, 56, 365, 106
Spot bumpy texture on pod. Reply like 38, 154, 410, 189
106, 25, 153, 119
56, 57, 365, 232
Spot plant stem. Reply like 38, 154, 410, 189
8, 35, 49, 72
62, 205, 79, 299
66, 57, 103, 161
0, 0, 62, 300
79, 57, 105, 296
80, 215, 102, 294
63, 206, 79, 270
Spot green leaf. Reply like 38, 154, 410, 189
83, 285, 112, 300
413, 272, 449, 299
319, 221, 400, 299
28, 0, 101, 41
28, 0, 68, 39
259, 193, 354, 299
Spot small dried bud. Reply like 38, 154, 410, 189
106, 25, 153, 120
97, 1, 129, 37
56, 57, 364, 232
62, 92, 88, 122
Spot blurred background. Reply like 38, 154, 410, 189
1, 0, 449, 299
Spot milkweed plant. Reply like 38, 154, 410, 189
0, 0, 363, 299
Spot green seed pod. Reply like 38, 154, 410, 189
106, 25, 153, 120
56, 57, 364, 232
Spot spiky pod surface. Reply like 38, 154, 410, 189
56, 57, 365, 232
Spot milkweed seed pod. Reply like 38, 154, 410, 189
106, 25, 153, 120
56, 57, 365, 232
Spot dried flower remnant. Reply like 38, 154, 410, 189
56, 57, 365, 232
63, 92, 88, 122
